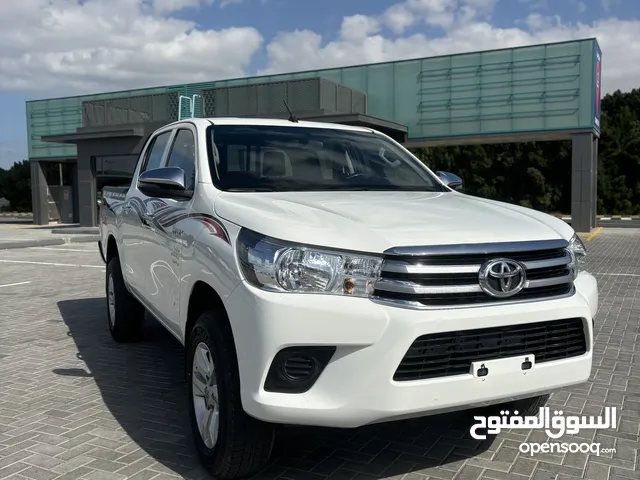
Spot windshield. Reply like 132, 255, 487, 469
207, 124, 447, 192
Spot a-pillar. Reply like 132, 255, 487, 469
571, 132, 598, 233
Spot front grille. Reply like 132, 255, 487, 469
372, 239, 576, 308
394, 317, 587, 381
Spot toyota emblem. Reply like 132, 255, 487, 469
478, 259, 526, 298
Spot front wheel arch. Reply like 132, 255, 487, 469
184, 282, 236, 375
106, 234, 119, 264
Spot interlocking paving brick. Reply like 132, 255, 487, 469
0, 232, 638, 479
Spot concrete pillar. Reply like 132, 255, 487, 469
591, 136, 598, 228
76, 143, 96, 227
571, 133, 597, 233
30, 160, 49, 225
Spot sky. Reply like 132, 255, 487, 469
0, 0, 639, 169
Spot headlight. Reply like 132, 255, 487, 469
236, 229, 382, 297
568, 233, 587, 272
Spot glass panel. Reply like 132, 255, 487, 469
209, 125, 447, 192
165, 129, 196, 190
95, 155, 138, 177
141, 131, 172, 173
27, 40, 597, 155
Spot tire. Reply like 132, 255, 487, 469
106, 255, 145, 342
186, 310, 275, 480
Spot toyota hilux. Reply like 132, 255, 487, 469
98, 117, 597, 479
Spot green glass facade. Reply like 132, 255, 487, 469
26, 86, 168, 159
27, 38, 600, 159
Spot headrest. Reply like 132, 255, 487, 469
262, 150, 287, 177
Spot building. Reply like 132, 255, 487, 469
27, 38, 602, 232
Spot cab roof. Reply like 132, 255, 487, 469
166, 117, 376, 134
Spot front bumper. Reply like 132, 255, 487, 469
225, 271, 597, 428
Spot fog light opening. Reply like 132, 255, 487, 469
281, 354, 316, 381
264, 346, 336, 393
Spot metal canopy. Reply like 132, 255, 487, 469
41, 127, 144, 145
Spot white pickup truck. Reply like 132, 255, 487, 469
98, 117, 598, 479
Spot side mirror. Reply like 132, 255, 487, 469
436, 171, 464, 191
138, 166, 186, 190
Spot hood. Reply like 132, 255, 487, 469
214, 191, 574, 253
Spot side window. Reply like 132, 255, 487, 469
141, 131, 171, 174
165, 129, 196, 191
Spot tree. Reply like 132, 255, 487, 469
410, 87, 640, 215
0, 160, 32, 212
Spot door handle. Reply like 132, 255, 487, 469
122, 204, 131, 213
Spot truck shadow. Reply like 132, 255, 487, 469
56, 298, 496, 479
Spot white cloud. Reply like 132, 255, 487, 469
0, 0, 638, 98
0, 0, 262, 94
261, 0, 640, 94
152, 0, 214, 15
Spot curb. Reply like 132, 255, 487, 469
51, 228, 99, 235
0, 238, 65, 250
554, 215, 640, 221
0, 212, 33, 218
0, 235, 99, 250
68, 235, 100, 243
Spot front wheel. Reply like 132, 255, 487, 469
186, 310, 275, 479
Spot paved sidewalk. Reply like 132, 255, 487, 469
0, 222, 98, 250
0, 231, 637, 480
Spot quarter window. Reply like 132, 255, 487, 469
141, 131, 172, 173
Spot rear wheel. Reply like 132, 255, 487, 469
187, 310, 275, 479
106, 255, 145, 342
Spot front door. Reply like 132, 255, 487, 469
145, 126, 198, 334
120, 129, 173, 297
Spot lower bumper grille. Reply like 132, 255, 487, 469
394, 317, 588, 382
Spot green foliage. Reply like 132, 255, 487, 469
0, 160, 32, 212
412, 88, 640, 215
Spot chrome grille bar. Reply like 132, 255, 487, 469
381, 261, 480, 274
375, 279, 483, 295
373, 239, 576, 309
